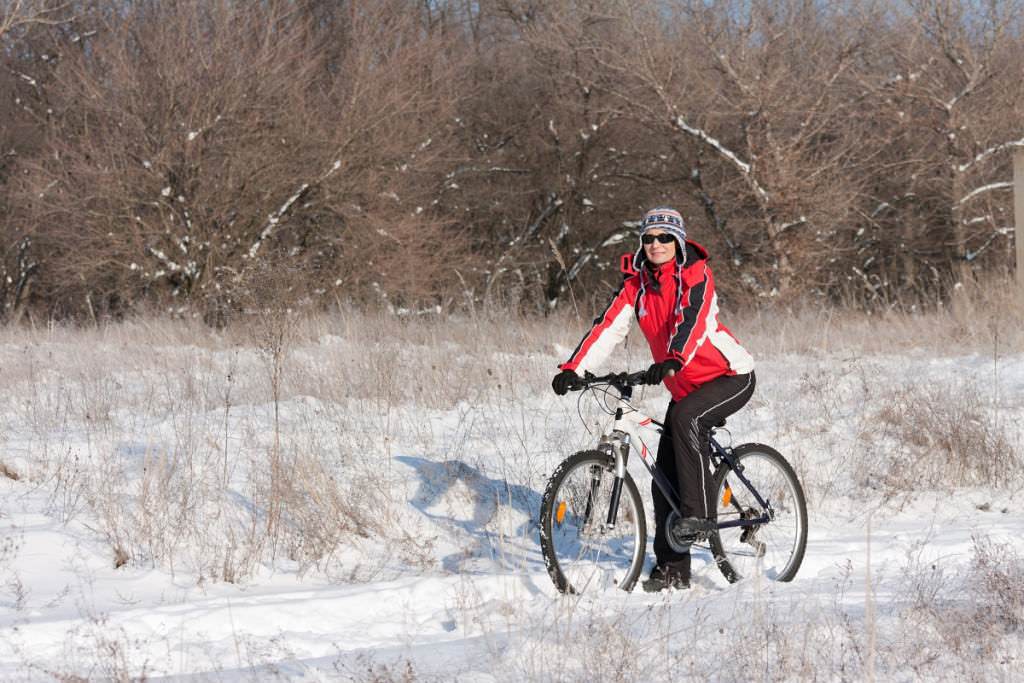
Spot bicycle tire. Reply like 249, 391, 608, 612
709, 443, 807, 583
539, 450, 647, 594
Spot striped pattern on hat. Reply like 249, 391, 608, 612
639, 207, 687, 245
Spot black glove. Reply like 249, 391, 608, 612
551, 369, 581, 396
644, 359, 681, 386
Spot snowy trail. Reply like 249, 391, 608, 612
1, 341, 1022, 679
2, 506, 1022, 679
0, 571, 548, 677
5, 499, 1020, 679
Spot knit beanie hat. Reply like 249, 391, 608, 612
632, 207, 688, 318
639, 207, 686, 245
631, 207, 687, 271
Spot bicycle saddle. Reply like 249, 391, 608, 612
713, 418, 727, 429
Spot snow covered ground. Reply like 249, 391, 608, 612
0, 313, 1021, 680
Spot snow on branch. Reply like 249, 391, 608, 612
957, 137, 1024, 174
560, 225, 632, 291
672, 115, 769, 203
870, 201, 893, 218
878, 60, 933, 89
4, 237, 37, 316
483, 193, 563, 304
600, 232, 628, 248
778, 216, 807, 233
248, 183, 310, 259
965, 226, 1013, 262
145, 246, 182, 274
943, 72, 982, 113
954, 181, 1013, 209
186, 114, 222, 143
247, 160, 341, 259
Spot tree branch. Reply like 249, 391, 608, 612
957, 138, 1024, 174
954, 181, 1013, 209
247, 160, 342, 260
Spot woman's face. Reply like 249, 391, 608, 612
643, 229, 677, 265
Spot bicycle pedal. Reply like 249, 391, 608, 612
667, 514, 715, 552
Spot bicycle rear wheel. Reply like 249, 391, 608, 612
539, 450, 647, 593
709, 443, 807, 583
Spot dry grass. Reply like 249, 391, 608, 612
873, 382, 1017, 490
895, 534, 1024, 670
0, 300, 1021, 679
0, 292, 1021, 587
969, 535, 1024, 635
0, 306, 574, 585
475, 535, 1022, 682
0, 462, 18, 480
733, 275, 1024, 357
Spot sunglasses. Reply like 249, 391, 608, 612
641, 233, 677, 245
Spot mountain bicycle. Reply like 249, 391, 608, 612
539, 370, 807, 594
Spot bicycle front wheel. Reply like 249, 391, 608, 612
539, 450, 647, 594
709, 443, 807, 583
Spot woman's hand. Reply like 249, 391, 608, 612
644, 359, 681, 386
551, 369, 582, 395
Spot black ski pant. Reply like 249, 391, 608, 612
652, 371, 756, 565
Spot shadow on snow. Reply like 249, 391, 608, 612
394, 455, 544, 575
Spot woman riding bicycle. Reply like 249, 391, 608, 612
551, 207, 756, 592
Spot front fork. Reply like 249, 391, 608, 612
600, 430, 631, 528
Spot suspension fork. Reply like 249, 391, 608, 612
583, 466, 601, 524
602, 409, 632, 527
604, 449, 628, 526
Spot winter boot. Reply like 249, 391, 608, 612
670, 516, 716, 545
641, 556, 691, 592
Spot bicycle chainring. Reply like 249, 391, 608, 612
666, 511, 711, 554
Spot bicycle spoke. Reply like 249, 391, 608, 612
711, 447, 807, 583
542, 453, 646, 593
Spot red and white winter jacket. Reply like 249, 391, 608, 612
559, 241, 754, 401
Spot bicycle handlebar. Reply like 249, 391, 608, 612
568, 369, 652, 392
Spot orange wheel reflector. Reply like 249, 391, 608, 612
722, 486, 732, 507
555, 501, 567, 525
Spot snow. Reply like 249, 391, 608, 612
249, 183, 311, 258
955, 181, 1014, 208
957, 137, 1024, 173
673, 115, 770, 204
0, 326, 1021, 679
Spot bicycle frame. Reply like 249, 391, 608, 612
593, 383, 773, 533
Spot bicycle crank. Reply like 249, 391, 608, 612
666, 511, 715, 553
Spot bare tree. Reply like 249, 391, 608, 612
0, 0, 71, 321
590, 0, 877, 297
2, 0, 1023, 318
0, 0, 67, 41
443, 0, 695, 312
14, 0, 467, 319
872, 0, 1024, 291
